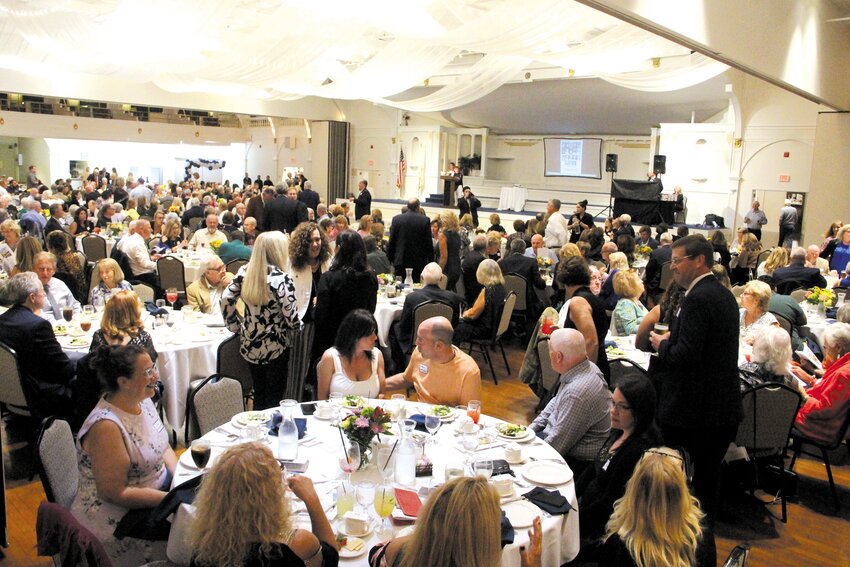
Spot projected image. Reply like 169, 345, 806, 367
544, 138, 602, 179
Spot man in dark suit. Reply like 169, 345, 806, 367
772, 246, 827, 294
498, 239, 547, 322
461, 234, 487, 305
386, 199, 432, 283
246, 187, 273, 231
0, 272, 76, 419
636, 225, 658, 250
265, 185, 308, 234
44, 203, 66, 236
389, 262, 465, 371
353, 180, 372, 220
298, 181, 321, 214
457, 186, 481, 227
648, 235, 742, 566
644, 232, 673, 302
181, 198, 206, 227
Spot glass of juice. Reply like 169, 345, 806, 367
336, 482, 355, 527
467, 400, 481, 424
373, 484, 396, 538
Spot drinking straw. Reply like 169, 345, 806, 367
382, 440, 399, 472
337, 427, 350, 494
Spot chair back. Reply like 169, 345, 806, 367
412, 301, 456, 350
226, 259, 248, 275
36, 501, 113, 567
147, 237, 162, 251
731, 285, 746, 298
187, 374, 244, 440
536, 337, 560, 393
658, 261, 673, 292
789, 289, 807, 302
736, 383, 801, 456
756, 248, 773, 267
495, 292, 517, 340
0, 341, 32, 416
157, 256, 187, 296
503, 274, 528, 312
771, 311, 793, 336
36, 418, 79, 509
132, 282, 155, 304
285, 323, 316, 401
188, 217, 203, 233
81, 235, 107, 262
608, 357, 649, 390
216, 334, 253, 398
109, 245, 135, 282
721, 544, 750, 567
230, 230, 245, 243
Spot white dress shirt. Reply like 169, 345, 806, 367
117, 232, 157, 275
189, 229, 228, 248
544, 211, 569, 248
42, 277, 81, 321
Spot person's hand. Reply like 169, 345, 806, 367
791, 365, 815, 387
520, 516, 542, 567
151, 253, 163, 260
287, 474, 320, 505
221, 273, 233, 287
648, 331, 669, 351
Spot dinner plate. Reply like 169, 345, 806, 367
311, 412, 336, 421
502, 500, 539, 528
230, 410, 273, 428
494, 426, 534, 443
52, 325, 69, 337
64, 337, 92, 349
338, 537, 367, 558
522, 461, 573, 486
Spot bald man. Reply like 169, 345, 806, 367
385, 316, 481, 407
529, 328, 611, 475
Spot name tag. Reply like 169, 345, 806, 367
154, 418, 165, 433
419, 363, 429, 375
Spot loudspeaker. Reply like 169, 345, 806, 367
653, 154, 666, 174
605, 153, 618, 173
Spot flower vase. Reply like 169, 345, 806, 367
818, 301, 827, 317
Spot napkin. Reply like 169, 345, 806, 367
114, 474, 205, 541
522, 487, 573, 516
500, 510, 514, 548
144, 301, 168, 316
490, 458, 514, 477
268, 414, 307, 438
407, 413, 430, 432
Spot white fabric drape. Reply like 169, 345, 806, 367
598, 53, 730, 92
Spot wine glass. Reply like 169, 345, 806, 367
461, 430, 478, 467
389, 393, 406, 421
373, 483, 396, 538
62, 306, 74, 323
335, 481, 355, 527
424, 414, 440, 445
166, 287, 178, 310
356, 481, 375, 515
82, 305, 95, 318
473, 459, 493, 479
467, 400, 481, 425
339, 442, 360, 484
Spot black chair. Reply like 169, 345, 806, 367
607, 357, 649, 391
461, 292, 517, 384
788, 405, 850, 510
503, 273, 530, 337
157, 256, 187, 300
216, 334, 253, 404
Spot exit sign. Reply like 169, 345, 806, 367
779, 175, 790, 183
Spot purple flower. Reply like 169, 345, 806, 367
355, 416, 369, 429
370, 422, 382, 433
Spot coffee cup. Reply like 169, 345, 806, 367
343, 511, 370, 535
493, 477, 514, 497
504, 443, 522, 463
315, 402, 332, 419
459, 417, 476, 433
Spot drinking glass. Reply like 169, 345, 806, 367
155, 299, 166, 310
424, 414, 440, 444
356, 481, 375, 515
376, 446, 395, 481
336, 481, 355, 524
82, 305, 95, 317
473, 459, 493, 479
462, 430, 478, 466
390, 393, 406, 421
467, 400, 481, 425
79, 315, 92, 333
329, 392, 344, 419
166, 287, 178, 310
190, 439, 211, 469
62, 307, 74, 323
92, 296, 104, 313
339, 442, 360, 484
373, 484, 396, 538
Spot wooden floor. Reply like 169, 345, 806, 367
3, 340, 850, 566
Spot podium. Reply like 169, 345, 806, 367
440, 175, 461, 206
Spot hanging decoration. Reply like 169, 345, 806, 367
184, 158, 225, 180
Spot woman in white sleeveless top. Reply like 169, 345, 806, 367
317, 309, 386, 399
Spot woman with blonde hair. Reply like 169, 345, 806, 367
89, 290, 157, 361
223, 231, 300, 409
436, 210, 462, 291
12, 235, 42, 275
369, 476, 541, 567
757, 246, 788, 278
89, 258, 133, 304
190, 442, 338, 567
600, 447, 704, 567
600, 251, 629, 310
731, 232, 762, 285
454, 259, 507, 344
739, 279, 778, 345
612, 270, 648, 335
161, 217, 187, 251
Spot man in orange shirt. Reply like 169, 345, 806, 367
385, 316, 481, 407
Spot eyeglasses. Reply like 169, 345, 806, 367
610, 401, 632, 412
670, 255, 694, 266
143, 366, 159, 378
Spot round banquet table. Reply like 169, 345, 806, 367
168, 400, 580, 566
56, 310, 232, 430
162, 249, 211, 284
374, 294, 404, 348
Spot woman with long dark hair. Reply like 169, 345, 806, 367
317, 309, 386, 400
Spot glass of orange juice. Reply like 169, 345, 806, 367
467, 400, 481, 424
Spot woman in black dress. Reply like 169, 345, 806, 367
453, 259, 507, 344
436, 210, 462, 292
568, 200, 595, 243
556, 257, 610, 381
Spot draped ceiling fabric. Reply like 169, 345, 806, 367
0, 0, 728, 112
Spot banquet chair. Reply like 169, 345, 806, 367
731, 285, 746, 298
81, 235, 107, 263
658, 261, 673, 294
772, 311, 793, 336
503, 274, 529, 337
226, 258, 248, 275
185, 374, 244, 443
411, 301, 456, 354
735, 383, 802, 522
216, 334, 253, 404
536, 337, 560, 395
132, 282, 155, 304
285, 322, 316, 401
607, 357, 649, 391
188, 217, 203, 233
461, 292, 516, 384
788, 405, 850, 510
0, 341, 37, 419
756, 248, 773, 268
156, 256, 187, 301
789, 289, 808, 302
721, 544, 750, 567
147, 237, 162, 251
35, 501, 113, 567
36, 417, 79, 509
230, 230, 245, 243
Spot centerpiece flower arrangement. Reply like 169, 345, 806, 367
108, 222, 124, 238
805, 286, 835, 307
536, 256, 553, 269
635, 245, 653, 261
337, 405, 393, 469
377, 273, 396, 286
209, 239, 223, 254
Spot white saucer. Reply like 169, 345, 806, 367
338, 537, 367, 558
312, 412, 335, 421
340, 523, 373, 539
505, 456, 527, 465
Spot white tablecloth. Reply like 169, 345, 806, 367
163, 250, 212, 284
499, 186, 527, 211
375, 296, 404, 347
58, 312, 231, 429
171, 401, 580, 566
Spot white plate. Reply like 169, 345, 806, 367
230, 410, 273, 428
339, 537, 367, 558
494, 426, 534, 443
505, 456, 527, 465
64, 338, 92, 349
522, 461, 573, 486
311, 412, 336, 421
502, 500, 539, 528
426, 406, 456, 422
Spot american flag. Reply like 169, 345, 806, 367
396, 148, 406, 189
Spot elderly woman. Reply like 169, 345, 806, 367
223, 231, 300, 410
739, 280, 778, 345
369, 476, 541, 567
556, 258, 610, 381
757, 246, 788, 279
793, 323, 850, 445
829, 224, 850, 273
90, 258, 133, 305
0, 218, 21, 251
453, 259, 507, 344
317, 309, 386, 400
599, 251, 629, 310
70, 344, 177, 565
189, 442, 338, 567
732, 232, 762, 285
738, 326, 799, 392
436, 210, 462, 291
89, 290, 157, 360
288, 221, 332, 322
612, 270, 648, 336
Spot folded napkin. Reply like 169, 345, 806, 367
115, 474, 205, 541
522, 487, 573, 516
144, 301, 168, 316
408, 413, 430, 432
500, 510, 514, 548
268, 414, 307, 438
490, 458, 514, 477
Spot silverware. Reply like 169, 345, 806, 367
528, 456, 566, 464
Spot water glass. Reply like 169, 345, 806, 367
473, 459, 493, 480
425, 414, 440, 443
376, 446, 395, 480
390, 394, 406, 421
356, 481, 376, 514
